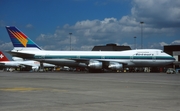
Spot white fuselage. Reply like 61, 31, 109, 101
0, 60, 55, 68
10, 49, 175, 68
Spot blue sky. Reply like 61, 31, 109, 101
0, 0, 180, 54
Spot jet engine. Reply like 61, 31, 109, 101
12, 57, 24, 61
108, 62, 123, 70
32, 66, 39, 72
88, 60, 102, 69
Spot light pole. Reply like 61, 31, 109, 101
140, 22, 144, 49
134, 36, 136, 49
69, 33, 72, 51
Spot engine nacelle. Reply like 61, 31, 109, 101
108, 62, 123, 70
32, 66, 39, 72
88, 60, 102, 69
12, 57, 24, 61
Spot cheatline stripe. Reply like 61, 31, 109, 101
34, 55, 174, 60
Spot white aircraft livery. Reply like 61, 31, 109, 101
0, 51, 55, 71
6, 26, 175, 72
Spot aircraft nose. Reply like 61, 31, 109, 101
169, 56, 176, 63
172, 57, 176, 61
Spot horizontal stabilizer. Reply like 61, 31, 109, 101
7, 51, 35, 59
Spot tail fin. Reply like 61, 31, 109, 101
0, 51, 9, 61
6, 26, 42, 50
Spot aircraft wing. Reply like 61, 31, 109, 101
95, 59, 128, 65
18, 64, 32, 68
71, 58, 128, 65
71, 58, 89, 64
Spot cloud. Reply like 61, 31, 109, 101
160, 42, 168, 46
0, 42, 13, 51
149, 42, 168, 49
0, 0, 179, 53
26, 24, 33, 28
148, 40, 180, 49
36, 18, 132, 50
35, 0, 180, 51
131, 0, 180, 27
172, 40, 180, 45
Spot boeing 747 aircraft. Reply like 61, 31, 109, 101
0, 51, 55, 71
6, 26, 175, 72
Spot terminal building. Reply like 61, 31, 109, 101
164, 45, 180, 72
164, 45, 180, 61
92, 43, 131, 51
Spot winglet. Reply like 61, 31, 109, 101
0, 51, 9, 61
6, 26, 42, 50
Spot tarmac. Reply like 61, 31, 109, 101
0, 71, 179, 111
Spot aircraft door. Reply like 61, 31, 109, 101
130, 55, 133, 62
152, 55, 156, 62
101, 56, 105, 59
152, 51, 158, 62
